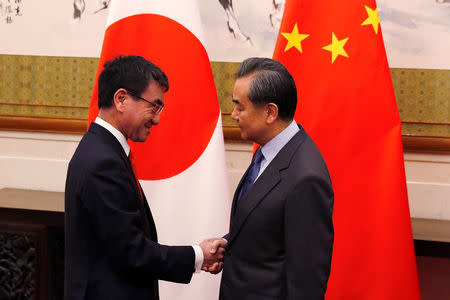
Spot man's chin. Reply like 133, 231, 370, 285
130, 135, 149, 143
240, 130, 248, 141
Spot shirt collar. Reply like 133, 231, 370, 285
260, 120, 299, 163
95, 117, 130, 156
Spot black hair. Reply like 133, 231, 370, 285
97, 55, 169, 109
237, 57, 297, 120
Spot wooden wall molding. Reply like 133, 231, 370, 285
0, 115, 87, 134
0, 102, 89, 109
402, 121, 450, 125
402, 135, 450, 153
1, 115, 449, 152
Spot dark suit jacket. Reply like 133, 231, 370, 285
220, 125, 334, 300
65, 122, 195, 300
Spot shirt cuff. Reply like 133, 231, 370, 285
192, 245, 204, 273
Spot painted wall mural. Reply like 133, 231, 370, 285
72, 0, 110, 21
0, 0, 448, 69
0, 0, 23, 25
377, 0, 450, 69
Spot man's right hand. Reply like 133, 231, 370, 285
199, 238, 227, 274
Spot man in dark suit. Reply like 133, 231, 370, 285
65, 55, 225, 300
218, 58, 334, 299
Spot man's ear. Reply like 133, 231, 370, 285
266, 102, 279, 124
113, 88, 127, 112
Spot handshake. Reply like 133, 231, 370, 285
199, 238, 227, 274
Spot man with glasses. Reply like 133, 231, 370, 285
65, 55, 225, 300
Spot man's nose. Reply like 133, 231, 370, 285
231, 107, 238, 121
152, 113, 160, 125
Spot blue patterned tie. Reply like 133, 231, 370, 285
238, 147, 264, 201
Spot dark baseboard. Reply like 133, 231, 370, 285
414, 240, 450, 258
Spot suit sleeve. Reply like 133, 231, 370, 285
284, 177, 334, 300
80, 156, 195, 283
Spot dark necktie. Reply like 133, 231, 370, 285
129, 150, 143, 200
238, 147, 264, 201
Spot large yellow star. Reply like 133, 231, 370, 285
361, 6, 380, 34
281, 23, 309, 53
322, 32, 349, 64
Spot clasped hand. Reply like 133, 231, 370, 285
199, 238, 227, 274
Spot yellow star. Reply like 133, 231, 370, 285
361, 6, 380, 34
322, 32, 349, 64
281, 23, 309, 53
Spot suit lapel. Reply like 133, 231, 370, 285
228, 125, 308, 244
229, 166, 281, 243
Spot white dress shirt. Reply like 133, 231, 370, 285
94, 117, 204, 273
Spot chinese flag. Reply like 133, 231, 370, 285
88, 1, 230, 299
273, 0, 420, 299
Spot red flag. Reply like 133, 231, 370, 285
273, 1, 420, 299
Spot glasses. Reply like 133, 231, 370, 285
125, 90, 164, 114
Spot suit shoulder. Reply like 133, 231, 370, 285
293, 134, 325, 163
69, 131, 124, 175
289, 134, 331, 182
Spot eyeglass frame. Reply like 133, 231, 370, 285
124, 89, 164, 114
